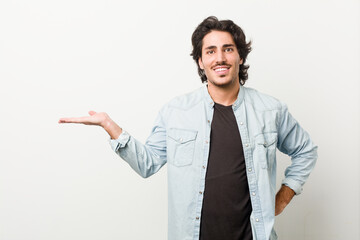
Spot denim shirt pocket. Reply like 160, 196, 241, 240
167, 128, 198, 167
254, 132, 278, 169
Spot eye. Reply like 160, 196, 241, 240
206, 50, 215, 55
225, 48, 234, 52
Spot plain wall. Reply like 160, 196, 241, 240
0, 0, 359, 239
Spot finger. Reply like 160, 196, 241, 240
88, 110, 97, 116
58, 116, 91, 124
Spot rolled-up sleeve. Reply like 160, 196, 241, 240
108, 110, 168, 178
277, 103, 318, 195
109, 131, 131, 151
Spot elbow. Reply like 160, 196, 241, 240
139, 171, 152, 179
138, 164, 157, 179
310, 144, 318, 165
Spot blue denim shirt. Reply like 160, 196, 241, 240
110, 85, 317, 240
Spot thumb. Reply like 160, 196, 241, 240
88, 110, 97, 116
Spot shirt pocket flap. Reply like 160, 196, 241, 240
254, 132, 278, 169
256, 132, 277, 148
168, 128, 198, 144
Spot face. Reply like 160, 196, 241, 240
198, 30, 243, 88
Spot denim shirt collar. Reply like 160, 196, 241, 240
202, 84, 245, 111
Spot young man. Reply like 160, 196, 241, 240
59, 16, 317, 240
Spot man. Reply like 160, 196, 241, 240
59, 16, 317, 240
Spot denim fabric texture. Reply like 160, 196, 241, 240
109, 85, 318, 240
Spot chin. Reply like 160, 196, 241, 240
209, 77, 236, 88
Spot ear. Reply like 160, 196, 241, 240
198, 58, 204, 70
239, 57, 243, 65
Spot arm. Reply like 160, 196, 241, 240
59, 110, 167, 178
275, 103, 318, 214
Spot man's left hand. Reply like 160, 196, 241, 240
275, 185, 295, 216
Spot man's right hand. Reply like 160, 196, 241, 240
58, 111, 123, 139
59, 111, 108, 126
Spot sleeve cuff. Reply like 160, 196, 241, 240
282, 178, 303, 195
109, 131, 130, 152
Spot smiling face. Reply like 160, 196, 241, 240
198, 30, 243, 88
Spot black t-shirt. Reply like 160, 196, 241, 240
200, 103, 253, 240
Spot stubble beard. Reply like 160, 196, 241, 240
207, 75, 238, 89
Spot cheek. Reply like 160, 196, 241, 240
232, 58, 242, 71
231, 54, 242, 64
198, 57, 207, 70
202, 58, 213, 70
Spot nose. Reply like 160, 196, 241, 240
215, 50, 226, 63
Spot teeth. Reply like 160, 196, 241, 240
215, 68, 228, 72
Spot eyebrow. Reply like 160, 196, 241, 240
223, 44, 235, 48
204, 44, 236, 50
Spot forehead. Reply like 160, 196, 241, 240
202, 30, 235, 49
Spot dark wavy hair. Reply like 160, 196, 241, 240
190, 16, 252, 85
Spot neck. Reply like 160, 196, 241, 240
207, 81, 240, 106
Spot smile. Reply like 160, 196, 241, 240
214, 68, 229, 72
213, 66, 230, 74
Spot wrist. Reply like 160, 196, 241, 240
101, 116, 122, 139
277, 185, 295, 204
101, 114, 112, 130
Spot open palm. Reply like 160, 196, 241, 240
59, 111, 108, 126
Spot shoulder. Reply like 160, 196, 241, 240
242, 86, 286, 111
164, 86, 204, 111
157, 86, 204, 122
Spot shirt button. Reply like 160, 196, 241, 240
179, 138, 183, 142
199, 191, 203, 195
202, 166, 206, 169
240, 122, 243, 125
248, 168, 252, 172
207, 120, 210, 123
256, 218, 259, 222
196, 217, 199, 220
252, 192, 256, 196
205, 140, 209, 144
245, 143, 249, 147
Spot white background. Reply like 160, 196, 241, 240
0, 0, 359, 239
